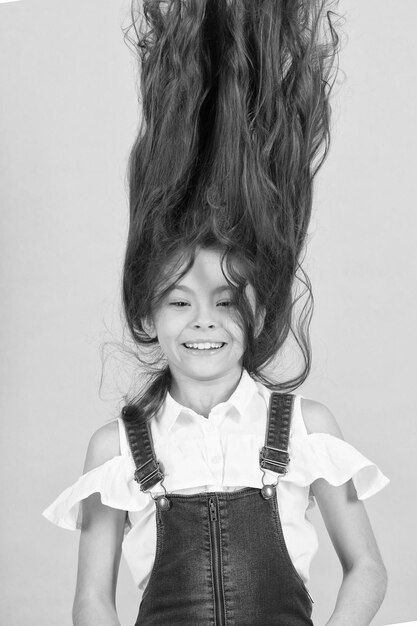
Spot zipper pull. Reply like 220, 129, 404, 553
209, 497, 217, 522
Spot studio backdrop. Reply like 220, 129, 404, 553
0, 1, 416, 625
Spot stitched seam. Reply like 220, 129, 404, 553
142, 505, 164, 599
207, 505, 217, 626
162, 487, 258, 503
271, 495, 313, 606
217, 502, 228, 625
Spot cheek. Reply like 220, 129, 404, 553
226, 317, 246, 346
154, 311, 183, 340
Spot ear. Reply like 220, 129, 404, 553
254, 305, 266, 338
142, 316, 157, 339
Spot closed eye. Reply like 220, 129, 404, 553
169, 301, 233, 307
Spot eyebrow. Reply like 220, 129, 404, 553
167, 284, 233, 294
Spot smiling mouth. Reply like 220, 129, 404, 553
182, 342, 226, 351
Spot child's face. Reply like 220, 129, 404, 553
143, 247, 261, 383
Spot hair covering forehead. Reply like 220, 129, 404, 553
152, 239, 252, 300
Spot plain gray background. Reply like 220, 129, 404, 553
1, 1, 416, 624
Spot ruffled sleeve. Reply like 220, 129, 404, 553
285, 433, 390, 500
42, 454, 148, 531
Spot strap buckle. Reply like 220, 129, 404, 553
134, 458, 164, 492
259, 445, 290, 475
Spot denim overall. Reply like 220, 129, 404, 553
122, 392, 314, 626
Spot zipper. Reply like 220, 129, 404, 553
208, 497, 225, 626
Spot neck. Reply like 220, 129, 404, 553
169, 367, 244, 418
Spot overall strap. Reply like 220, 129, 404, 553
121, 407, 164, 492
259, 392, 294, 475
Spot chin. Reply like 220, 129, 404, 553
184, 364, 238, 379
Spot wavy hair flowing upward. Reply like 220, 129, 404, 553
121, 0, 341, 423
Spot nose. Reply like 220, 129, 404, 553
192, 304, 217, 329
193, 322, 216, 329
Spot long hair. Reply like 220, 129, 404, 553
121, 0, 341, 424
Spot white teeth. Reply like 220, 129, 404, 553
184, 342, 224, 350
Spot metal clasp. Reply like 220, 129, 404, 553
150, 480, 171, 511
260, 467, 280, 499
259, 445, 290, 474
134, 458, 164, 492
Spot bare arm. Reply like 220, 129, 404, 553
301, 399, 388, 626
72, 422, 127, 626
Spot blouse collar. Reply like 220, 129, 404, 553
159, 368, 259, 432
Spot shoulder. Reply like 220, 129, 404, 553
83, 420, 121, 473
299, 397, 344, 439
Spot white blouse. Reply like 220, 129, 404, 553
42, 369, 389, 595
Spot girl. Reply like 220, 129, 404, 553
43, 1, 389, 624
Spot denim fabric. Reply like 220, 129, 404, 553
135, 487, 313, 626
